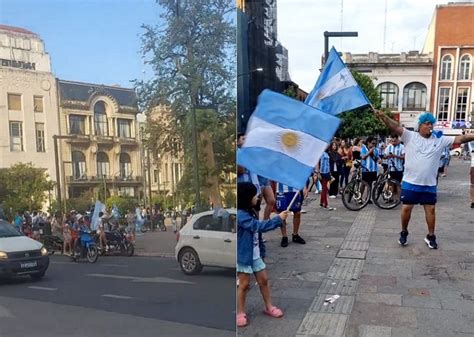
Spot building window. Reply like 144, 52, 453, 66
455, 88, 469, 121
94, 101, 108, 136
97, 152, 110, 179
119, 153, 132, 178
72, 151, 86, 179
10, 121, 23, 152
69, 115, 86, 135
440, 55, 452, 80
35, 123, 45, 152
377, 82, 398, 109
117, 119, 132, 138
34, 96, 44, 113
458, 55, 471, 80
437, 88, 451, 121
153, 169, 159, 184
118, 187, 134, 197
403, 82, 427, 111
8, 94, 22, 111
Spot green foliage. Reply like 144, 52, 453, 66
282, 85, 298, 98
106, 196, 139, 215
135, 0, 236, 209
223, 189, 236, 208
151, 195, 174, 210
0, 163, 55, 213
337, 71, 390, 138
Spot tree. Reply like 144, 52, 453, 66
0, 163, 55, 213
135, 0, 236, 211
337, 70, 391, 139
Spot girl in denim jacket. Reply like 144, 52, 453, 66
237, 182, 289, 327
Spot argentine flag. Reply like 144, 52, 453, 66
305, 47, 370, 115
238, 90, 340, 190
90, 200, 106, 230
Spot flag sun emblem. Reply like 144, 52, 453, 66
281, 132, 299, 148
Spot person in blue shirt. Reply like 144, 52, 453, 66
237, 182, 289, 327
361, 136, 380, 189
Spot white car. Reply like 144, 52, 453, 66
175, 209, 236, 275
0, 220, 49, 280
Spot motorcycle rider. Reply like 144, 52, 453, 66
71, 214, 88, 256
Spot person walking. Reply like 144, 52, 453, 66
317, 148, 335, 210
375, 110, 474, 249
328, 142, 342, 198
236, 182, 289, 327
338, 139, 352, 190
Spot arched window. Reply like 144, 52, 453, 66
403, 82, 427, 111
119, 153, 132, 179
72, 151, 86, 179
458, 54, 471, 80
377, 82, 398, 109
96, 152, 109, 178
440, 55, 452, 80
94, 101, 108, 136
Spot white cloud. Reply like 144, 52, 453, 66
277, 0, 443, 92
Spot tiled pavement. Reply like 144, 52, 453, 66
238, 158, 474, 337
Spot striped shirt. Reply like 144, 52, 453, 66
385, 143, 405, 171
361, 145, 379, 173
319, 152, 330, 174
237, 167, 261, 195
276, 183, 297, 193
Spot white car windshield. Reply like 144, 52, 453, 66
0, 221, 22, 238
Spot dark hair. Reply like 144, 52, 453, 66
237, 132, 245, 139
366, 136, 375, 144
237, 182, 257, 211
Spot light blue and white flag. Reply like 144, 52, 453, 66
111, 204, 121, 219
90, 200, 106, 231
238, 89, 340, 190
305, 47, 370, 115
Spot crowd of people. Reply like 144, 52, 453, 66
236, 110, 474, 328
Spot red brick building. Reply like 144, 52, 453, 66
423, 2, 474, 134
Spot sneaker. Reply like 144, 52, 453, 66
399, 230, 408, 246
292, 234, 306, 244
281, 236, 288, 247
424, 234, 438, 249
301, 209, 307, 214
329, 195, 336, 199
314, 190, 320, 194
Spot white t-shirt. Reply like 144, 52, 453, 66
252, 232, 260, 260
401, 129, 455, 186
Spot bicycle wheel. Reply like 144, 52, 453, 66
342, 179, 371, 211
372, 178, 401, 209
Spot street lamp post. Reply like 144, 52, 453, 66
53, 134, 77, 212
238, 67, 264, 131
323, 31, 358, 65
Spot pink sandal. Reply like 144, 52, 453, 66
237, 313, 248, 327
263, 306, 283, 318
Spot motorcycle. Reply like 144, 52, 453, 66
41, 234, 63, 255
97, 228, 134, 257
72, 230, 99, 263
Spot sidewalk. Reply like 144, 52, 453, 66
134, 218, 177, 258
239, 158, 474, 337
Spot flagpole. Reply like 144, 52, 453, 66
286, 190, 301, 212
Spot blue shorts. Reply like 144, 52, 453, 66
400, 189, 437, 205
237, 257, 266, 274
276, 192, 302, 213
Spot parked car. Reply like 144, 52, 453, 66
0, 219, 49, 280
175, 209, 236, 275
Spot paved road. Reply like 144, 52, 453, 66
0, 255, 235, 337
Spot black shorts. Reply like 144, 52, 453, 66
390, 171, 403, 182
362, 172, 377, 186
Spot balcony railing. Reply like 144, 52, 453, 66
66, 175, 142, 184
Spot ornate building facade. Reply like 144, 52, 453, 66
0, 25, 59, 204
57, 80, 143, 200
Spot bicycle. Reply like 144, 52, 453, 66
341, 160, 371, 211
371, 159, 402, 209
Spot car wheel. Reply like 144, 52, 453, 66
30, 271, 45, 280
179, 247, 203, 275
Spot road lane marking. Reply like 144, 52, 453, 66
27, 286, 57, 291
101, 294, 134, 300
87, 273, 194, 284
